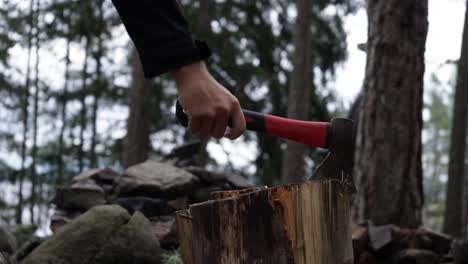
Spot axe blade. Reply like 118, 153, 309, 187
308, 118, 356, 191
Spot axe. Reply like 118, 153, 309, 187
175, 101, 355, 185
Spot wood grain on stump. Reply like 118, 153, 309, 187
176, 180, 354, 264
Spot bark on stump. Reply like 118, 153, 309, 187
176, 180, 354, 264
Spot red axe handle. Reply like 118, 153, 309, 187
242, 110, 330, 149
176, 101, 330, 149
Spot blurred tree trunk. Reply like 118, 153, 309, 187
465, 163, 468, 240
428, 125, 443, 205
352, 0, 428, 227
29, 0, 41, 224
199, 0, 211, 36
443, 0, 468, 238
90, 0, 105, 168
347, 93, 362, 123
347, 93, 362, 178
281, 0, 313, 184
58, 36, 71, 184
17, 0, 36, 225
124, 48, 151, 168
78, 36, 90, 172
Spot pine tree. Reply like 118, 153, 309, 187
281, 0, 314, 184
353, 0, 429, 227
29, 0, 42, 224
124, 48, 151, 168
89, 0, 105, 168
17, 0, 36, 225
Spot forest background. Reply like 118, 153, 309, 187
0, 0, 465, 238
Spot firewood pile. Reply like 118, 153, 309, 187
353, 222, 468, 264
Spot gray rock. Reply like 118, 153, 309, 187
149, 216, 178, 248
121, 160, 197, 198
368, 223, 398, 251
192, 186, 224, 203
72, 168, 119, 183
49, 209, 83, 233
51, 168, 120, 211
113, 197, 174, 217
167, 196, 189, 210
72, 168, 120, 197
0, 226, 16, 254
452, 240, 468, 264
21, 205, 162, 264
392, 249, 440, 264
52, 181, 106, 210
416, 228, 452, 255
164, 141, 203, 167
185, 166, 252, 189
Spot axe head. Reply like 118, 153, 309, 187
308, 118, 355, 190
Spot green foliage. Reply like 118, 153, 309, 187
161, 251, 183, 264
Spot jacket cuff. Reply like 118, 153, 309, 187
139, 40, 212, 78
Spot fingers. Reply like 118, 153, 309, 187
225, 101, 246, 140
188, 102, 244, 139
198, 115, 215, 138
189, 107, 230, 139
189, 111, 215, 138
212, 106, 229, 139
187, 114, 202, 135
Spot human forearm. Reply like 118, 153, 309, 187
112, 0, 211, 77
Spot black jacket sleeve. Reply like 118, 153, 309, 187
112, 0, 212, 78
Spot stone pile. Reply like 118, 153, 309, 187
50, 159, 252, 249
352, 222, 468, 264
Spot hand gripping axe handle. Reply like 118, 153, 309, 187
175, 100, 355, 183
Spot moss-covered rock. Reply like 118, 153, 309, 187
21, 205, 162, 264
0, 226, 17, 254
89, 211, 162, 264
9, 225, 37, 249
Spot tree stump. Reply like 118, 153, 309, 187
176, 180, 354, 264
